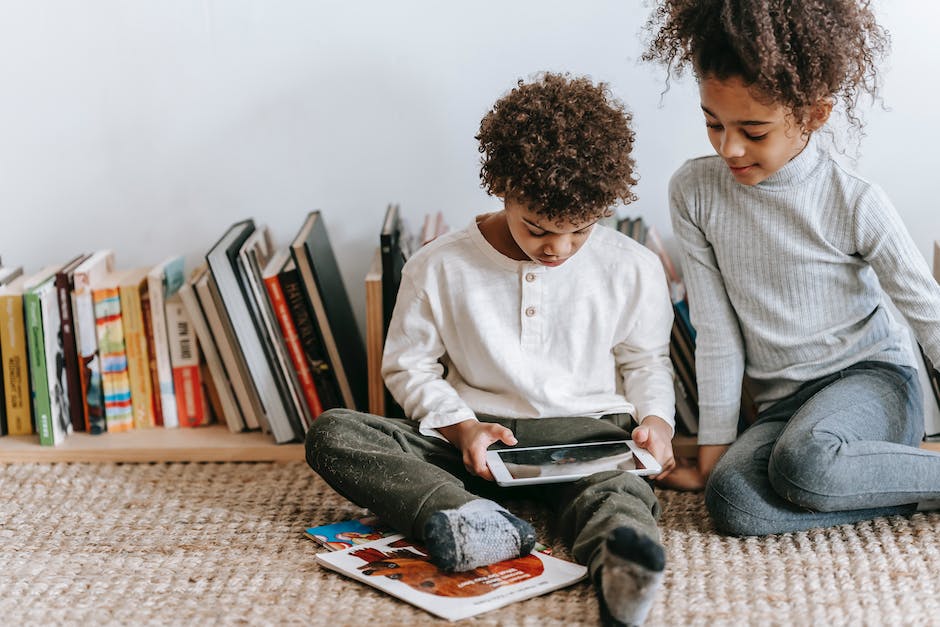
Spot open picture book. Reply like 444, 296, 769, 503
306, 517, 588, 622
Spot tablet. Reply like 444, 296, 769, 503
485, 440, 662, 487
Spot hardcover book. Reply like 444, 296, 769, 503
290, 210, 368, 412
55, 254, 91, 432
118, 268, 158, 429
194, 269, 261, 430
0, 275, 32, 435
237, 228, 308, 437
262, 248, 324, 421
72, 250, 116, 434
364, 248, 384, 416
315, 534, 587, 622
278, 257, 343, 412
179, 266, 245, 432
147, 255, 186, 429
206, 219, 300, 442
25, 265, 73, 446
165, 292, 209, 427
93, 273, 134, 432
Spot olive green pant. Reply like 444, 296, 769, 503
306, 408, 662, 579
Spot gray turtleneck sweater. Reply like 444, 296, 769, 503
670, 134, 940, 445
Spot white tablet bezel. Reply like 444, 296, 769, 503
485, 440, 662, 487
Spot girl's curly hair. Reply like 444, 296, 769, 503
477, 72, 637, 225
642, 0, 889, 130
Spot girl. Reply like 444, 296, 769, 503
644, 0, 940, 535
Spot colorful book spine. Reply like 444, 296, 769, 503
0, 281, 31, 435
147, 257, 185, 428
93, 287, 134, 432
165, 293, 208, 427
119, 274, 156, 429
264, 271, 324, 419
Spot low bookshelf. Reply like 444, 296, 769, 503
0, 424, 305, 463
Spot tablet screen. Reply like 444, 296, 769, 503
495, 441, 641, 480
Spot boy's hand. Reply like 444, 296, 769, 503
655, 444, 729, 491
631, 415, 675, 480
437, 420, 517, 482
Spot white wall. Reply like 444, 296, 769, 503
0, 1, 935, 335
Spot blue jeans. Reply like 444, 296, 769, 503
705, 361, 940, 536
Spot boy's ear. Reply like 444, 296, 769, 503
805, 98, 834, 131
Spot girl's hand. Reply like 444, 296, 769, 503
697, 444, 729, 480
655, 444, 730, 491
631, 415, 676, 480
655, 457, 705, 491
437, 420, 517, 481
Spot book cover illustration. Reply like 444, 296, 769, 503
315, 534, 586, 622
304, 515, 394, 551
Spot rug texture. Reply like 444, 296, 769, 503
1, 462, 938, 626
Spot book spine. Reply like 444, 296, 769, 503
166, 297, 208, 427
139, 290, 164, 426
73, 284, 107, 434
0, 349, 6, 435
120, 284, 156, 429
40, 282, 70, 445
55, 271, 85, 432
93, 288, 134, 432
24, 290, 52, 444
264, 273, 324, 419
279, 267, 343, 410
148, 273, 180, 428
0, 292, 31, 434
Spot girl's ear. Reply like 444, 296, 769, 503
805, 98, 834, 131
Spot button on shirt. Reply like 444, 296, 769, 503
381, 217, 677, 437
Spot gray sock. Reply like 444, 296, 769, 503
600, 526, 665, 626
423, 499, 536, 572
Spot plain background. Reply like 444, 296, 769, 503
0, 1, 935, 336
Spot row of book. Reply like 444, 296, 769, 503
0, 211, 368, 446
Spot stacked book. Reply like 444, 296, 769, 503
0, 211, 367, 446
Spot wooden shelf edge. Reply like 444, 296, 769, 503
1, 428, 934, 464
0, 424, 305, 463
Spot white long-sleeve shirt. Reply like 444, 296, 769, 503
670, 134, 940, 445
381, 216, 676, 438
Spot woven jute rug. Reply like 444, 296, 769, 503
1, 462, 938, 625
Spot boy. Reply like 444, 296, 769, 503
307, 72, 676, 625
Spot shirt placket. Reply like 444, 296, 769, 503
520, 265, 543, 352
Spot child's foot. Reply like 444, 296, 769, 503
599, 526, 665, 626
423, 499, 536, 572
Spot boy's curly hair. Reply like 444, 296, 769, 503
477, 72, 637, 225
642, 0, 889, 130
